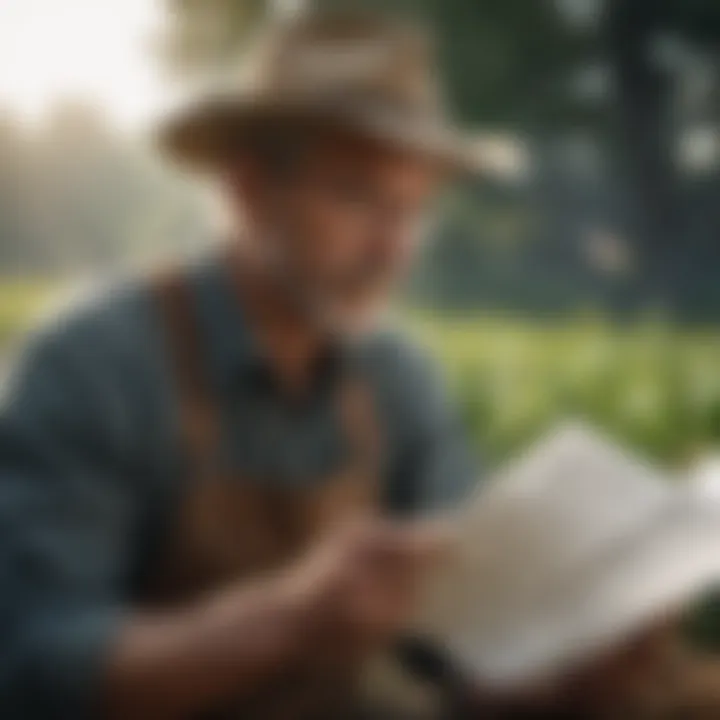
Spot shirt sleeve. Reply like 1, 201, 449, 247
0, 325, 141, 718
383, 341, 481, 516
408, 405, 480, 514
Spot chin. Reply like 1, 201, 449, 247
344, 311, 380, 338
320, 299, 386, 339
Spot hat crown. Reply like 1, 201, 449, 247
158, 9, 482, 173
243, 10, 442, 115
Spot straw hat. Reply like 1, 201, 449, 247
158, 9, 483, 174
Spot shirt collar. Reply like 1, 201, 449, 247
191, 251, 261, 388
191, 250, 358, 393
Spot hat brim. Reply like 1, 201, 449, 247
156, 93, 484, 177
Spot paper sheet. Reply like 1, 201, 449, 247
415, 423, 720, 686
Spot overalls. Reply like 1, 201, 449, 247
139, 270, 385, 719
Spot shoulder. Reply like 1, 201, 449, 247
5, 273, 169, 448
360, 325, 480, 514
14, 269, 172, 391
22, 274, 158, 367
359, 324, 453, 431
361, 325, 434, 375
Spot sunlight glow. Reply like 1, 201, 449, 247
0, 0, 168, 128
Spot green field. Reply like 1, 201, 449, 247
2, 281, 720, 468
0, 280, 57, 351
416, 314, 720, 467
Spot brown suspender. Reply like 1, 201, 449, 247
152, 269, 220, 471
147, 267, 383, 718
152, 268, 382, 484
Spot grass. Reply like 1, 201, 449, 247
414, 313, 720, 467
0, 280, 57, 351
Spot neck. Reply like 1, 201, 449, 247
226, 243, 328, 393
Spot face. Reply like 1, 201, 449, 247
225, 130, 442, 334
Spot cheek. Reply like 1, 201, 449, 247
294, 197, 373, 272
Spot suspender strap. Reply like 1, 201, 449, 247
152, 269, 219, 468
151, 266, 382, 486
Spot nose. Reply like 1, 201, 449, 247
368, 207, 415, 269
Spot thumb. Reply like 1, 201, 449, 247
395, 518, 457, 562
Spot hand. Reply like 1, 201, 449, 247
283, 517, 451, 659
462, 620, 686, 718
557, 619, 683, 716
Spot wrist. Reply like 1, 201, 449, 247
263, 572, 325, 656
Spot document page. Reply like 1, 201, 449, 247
415, 424, 720, 686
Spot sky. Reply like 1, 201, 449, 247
0, 0, 169, 128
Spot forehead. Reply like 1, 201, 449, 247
305, 128, 443, 184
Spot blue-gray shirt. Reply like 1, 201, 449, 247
0, 254, 477, 718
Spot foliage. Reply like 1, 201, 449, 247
0, 281, 55, 350
413, 314, 720, 468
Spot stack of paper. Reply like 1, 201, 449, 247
414, 423, 720, 687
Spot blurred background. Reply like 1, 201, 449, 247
3, 0, 720, 469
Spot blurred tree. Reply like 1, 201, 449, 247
0, 100, 209, 278
602, 0, 720, 310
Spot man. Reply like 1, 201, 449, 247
0, 10, 479, 719
2, 8, 713, 719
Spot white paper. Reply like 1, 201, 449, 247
415, 422, 720, 687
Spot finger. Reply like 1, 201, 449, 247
387, 519, 457, 565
